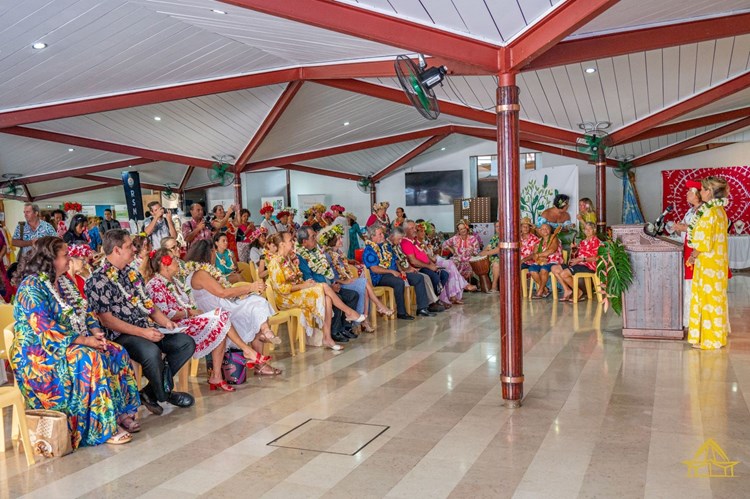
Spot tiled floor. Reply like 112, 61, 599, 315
2, 274, 749, 498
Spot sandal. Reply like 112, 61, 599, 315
324, 342, 344, 351
118, 416, 141, 433
254, 363, 282, 376
259, 330, 282, 345
106, 431, 132, 445
464, 284, 478, 292
361, 321, 375, 333
346, 313, 367, 324
541, 289, 551, 298
245, 351, 272, 366
208, 380, 236, 392
377, 306, 394, 316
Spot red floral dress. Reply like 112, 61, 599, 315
146, 275, 230, 358
520, 234, 541, 263
577, 237, 601, 271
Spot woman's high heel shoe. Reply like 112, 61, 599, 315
208, 380, 236, 392
259, 331, 282, 345
245, 351, 271, 366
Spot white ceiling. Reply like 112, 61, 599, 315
1, 0, 750, 201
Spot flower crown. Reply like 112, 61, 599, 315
277, 210, 290, 218
259, 205, 274, 215
68, 244, 93, 260
330, 204, 345, 213
304, 208, 314, 218
417, 221, 434, 235
246, 227, 268, 244
372, 201, 389, 211
312, 203, 326, 213
323, 211, 334, 220
318, 224, 344, 246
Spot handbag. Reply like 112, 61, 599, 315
25, 409, 72, 459
206, 348, 247, 385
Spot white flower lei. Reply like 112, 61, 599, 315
687, 197, 728, 248
155, 274, 196, 311
39, 273, 88, 337
184, 261, 231, 288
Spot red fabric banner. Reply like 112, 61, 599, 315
662, 166, 750, 232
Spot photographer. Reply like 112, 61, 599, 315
143, 201, 177, 248
181, 202, 214, 249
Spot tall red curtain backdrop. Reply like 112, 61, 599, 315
662, 166, 750, 230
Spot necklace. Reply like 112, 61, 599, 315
184, 261, 231, 288
39, 273, 88, 336
156, 274, 196, 311
296, 243, 334, 279
365, 240, 393, 267
103, 262, 155, 315
687, 197, 728, 247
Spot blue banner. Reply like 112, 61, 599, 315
122, 171, 144, 221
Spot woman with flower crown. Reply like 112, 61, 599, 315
184, 240, 282, 375
686, 176, 731, 350
144, 249, 272, 389
9, 237, 140, 447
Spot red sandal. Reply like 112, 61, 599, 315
208, 380, 236, 392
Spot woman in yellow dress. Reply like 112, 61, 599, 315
686, 176, 730, 350
265, 232, 362, 351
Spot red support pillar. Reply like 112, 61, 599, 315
234, 175, 242, 211
286, 170, 291, 206
496, 72, 523, 408
370, 182, 377, 208
596, 149, 607, 234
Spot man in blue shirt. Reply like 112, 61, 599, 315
296, 227, 360, 343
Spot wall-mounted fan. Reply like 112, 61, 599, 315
576, 121, 612, 161
208, 155, 236, 187
356, 177, 374, 193
1, 173, 24, 196
394, 54, 448, 120
162, 182, 178, 201
613, 155, 635, 179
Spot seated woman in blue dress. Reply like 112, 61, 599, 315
10, 236, 140, 448
213, 232, 243, 284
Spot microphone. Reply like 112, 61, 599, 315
644, 205, 674, 236
655, 205, 674, 226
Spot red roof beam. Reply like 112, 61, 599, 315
610, 72, 750, 144
234, 81, 303, 173
633, 116, 750, 166
525, 12, 750, 72
178, 166, 195, 192
506, 0, 620, 71
2, 127, 213, 168
520, 140, 619, 167
623, 106, 750, 143
19, 158, 155, 185
243, 125, 455, 172
285, 164, 364, 181
372, 135, 448, 182
220, 0, 500, 73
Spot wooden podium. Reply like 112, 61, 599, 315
611, 225, 684, 340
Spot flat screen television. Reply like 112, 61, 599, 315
405, 170, 463, 206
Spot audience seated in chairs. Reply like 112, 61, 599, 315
11, 236, 140, 446
86, 229, 196, 416
295, 226, 362, 342
318, 224, 393, 332
144, 248, 275, 389
362, 225, 435, 320
184, 240, 282, 376
265, 232, 364, 351
414, 221, 467, 304
390, 227, 443, 314
551, 222, 601, 302
442, 220, 479, 291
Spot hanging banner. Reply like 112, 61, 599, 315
662, 166, 750, 230
122, 171, 145, 221
520, 164, 579, 225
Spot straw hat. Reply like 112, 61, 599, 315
520, 217, 533, 227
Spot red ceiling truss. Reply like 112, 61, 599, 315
0, 2, 748, 193
372, 135, 448, 182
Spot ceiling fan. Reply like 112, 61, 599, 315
394, 54, 447, 120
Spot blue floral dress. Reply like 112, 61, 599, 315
10, 275, 140, 449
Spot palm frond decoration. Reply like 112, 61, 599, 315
595, 239, 634, 315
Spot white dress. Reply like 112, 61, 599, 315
260, 219, 279, 235
189, 272, 275, 349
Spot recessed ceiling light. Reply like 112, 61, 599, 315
32, 42, 47, 50
211, 9, 227, 14
585, 67, 597, 74
343, 121, 350, 126
154, 116, 162, 121
68, 148, 74, 152
441, 147, 446, 151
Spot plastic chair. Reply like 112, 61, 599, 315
237, 262, 254, 282
528, 273, 559, 301
1, 323, 36, 465
264, 281, 305, 355
572, 272, 603, 303
363, 268, 395, 323
521, 268, 529, 298
247, 261, 260, 282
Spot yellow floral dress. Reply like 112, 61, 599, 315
687, 203, 729, 349
266, 254, 326, 338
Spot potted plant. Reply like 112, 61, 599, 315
595, 238, 633, 315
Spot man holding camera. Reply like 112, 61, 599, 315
143, 201, 177, 248
181, 202, 214, 249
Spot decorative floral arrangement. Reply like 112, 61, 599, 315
330, 204, 345, 213
68, 244, 93, 260
64, 202, 83, 212
283, 206, 297, 217
39, 273, 89, 336
103, 263, 155, 314
318, 224, 344, 247
184, 261, 231, 288
365, 240, 393, 268
296, 243, 334, 280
